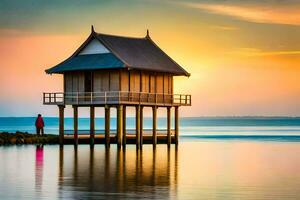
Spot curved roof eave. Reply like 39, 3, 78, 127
45, 29, 191, 77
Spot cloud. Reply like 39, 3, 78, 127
210, 25, 238, 31
227, 48, 300, 57
184, 2, 300, 26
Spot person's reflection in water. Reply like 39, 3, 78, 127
58, 146, 178, 199
35, 145, 44, 193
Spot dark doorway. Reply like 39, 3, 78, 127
84, 72, 92, 102
84, 72, 92, 92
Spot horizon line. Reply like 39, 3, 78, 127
1, 116, 300, 118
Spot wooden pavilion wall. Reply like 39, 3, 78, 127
64, 69, 173, 95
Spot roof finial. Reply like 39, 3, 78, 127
91, 25, 95, 33
146, 29, 150, 38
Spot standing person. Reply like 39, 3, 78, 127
35, 114, 45, 136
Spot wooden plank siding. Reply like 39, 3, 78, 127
109, 71, 119, 91
163, 74, 169, 94
93, 72, 102, 92
156, 74, 163, 93
78, 73, 85, 101
92, 71, 110, 92
64, 72, 84, 103
156, 74, 164, 103
64, 72, 85, 94
150, 74, 156, 93
169, 76, 173, 94
141, 72, 150, 93
129, 71, 140, 92
65, 73, 72, 93
64, 70, 174, 104
120, 70, 129, 91
129, 71, 140, 102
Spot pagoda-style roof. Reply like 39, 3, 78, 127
46, 27, 190, 76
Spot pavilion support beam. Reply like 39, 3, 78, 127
122, 106, 127, 148
90, 106, 95, 147
58, 105, 65, 146
152, 106, 157, 148
136, 105, 141, 149
105, 106, 110, 148
117, 105, 123, 148
73, 106, 78, 146
167, 107, 171, 147
140, 106, 144, 149
175, 106, 179, 145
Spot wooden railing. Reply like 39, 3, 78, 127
43, 91, 191, 106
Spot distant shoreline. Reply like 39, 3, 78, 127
1, 116, 300, 119
1, 117, 300, 140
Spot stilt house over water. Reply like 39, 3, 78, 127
43, 26, 191, 148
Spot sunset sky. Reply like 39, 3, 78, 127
0, 0, 300, 117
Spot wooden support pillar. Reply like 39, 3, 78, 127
117, 105, 123, 148
90, 106, 95, 147
175, 106, 179, 145
122, 106, 126, 147
73, 106, 78, 146
152, 106, 157, 147
140, 106, 144, 149
136, 105, 141, 148
105, 106, 110, 148
58, 105, 65, 146
167, 107, 171, 147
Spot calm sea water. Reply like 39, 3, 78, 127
0, 142, 300, 199
1, 117, 300, 199
1, 117, 300, 136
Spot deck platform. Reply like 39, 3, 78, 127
64, 134, 175, 144
43, 91, 191, 107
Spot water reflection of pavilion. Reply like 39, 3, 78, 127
58, 146, 178, 199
